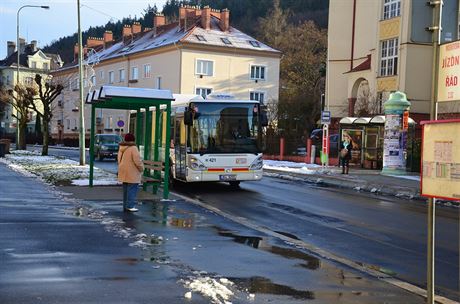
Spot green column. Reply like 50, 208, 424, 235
381, 91, 411, 176
136, 109, 142, 147
152, 106, 161, 194
143, 110, 153, 191
163, 102, 171, 199
89, 104, 96, 187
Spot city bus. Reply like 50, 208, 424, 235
170, 94, 267, 187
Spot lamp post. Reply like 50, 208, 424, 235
16, 5, 49, 149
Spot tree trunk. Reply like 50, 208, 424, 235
18, 120, 27, 150
42, 119, 50, 156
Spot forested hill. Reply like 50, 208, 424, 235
42, 0, 328, 64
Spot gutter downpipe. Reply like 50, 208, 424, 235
351, 0, 357, 70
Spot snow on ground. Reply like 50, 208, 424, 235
263, 160, 324, 175
387, 174, 421, 181
0, 150, 117, 186
183, 276, 234, 304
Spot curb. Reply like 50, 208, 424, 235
264, 168, 423, 201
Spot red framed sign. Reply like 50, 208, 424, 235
420, 119, 460, 201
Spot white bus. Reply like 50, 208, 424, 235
170, 94, 267, 187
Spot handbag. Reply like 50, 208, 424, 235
340, 148, 348, 158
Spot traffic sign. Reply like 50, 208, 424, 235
321, 111, 331, 124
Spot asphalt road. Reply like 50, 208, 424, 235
40, 146, 460, 301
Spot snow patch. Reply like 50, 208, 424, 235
184, 276, 234, 304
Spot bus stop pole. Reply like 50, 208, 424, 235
163, 103, 171, 199
89, 104, 96, 187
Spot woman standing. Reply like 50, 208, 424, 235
118, 133, 144, 212
340, 132, 353, 174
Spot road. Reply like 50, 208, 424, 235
43, 146, 460, 301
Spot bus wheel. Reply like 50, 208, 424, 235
229, 181, 240, 188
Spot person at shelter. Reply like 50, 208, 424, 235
117, 133, 144, 212
340, 132, 353, 174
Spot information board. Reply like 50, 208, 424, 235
421, 120, 460, 201
438, 40, 460, 102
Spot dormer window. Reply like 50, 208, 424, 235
196, 35, 207, 42
221, 38, 232, 45
31, 61, 37, 69
249, 40, 260, 48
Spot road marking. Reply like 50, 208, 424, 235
171, 191, 459, 304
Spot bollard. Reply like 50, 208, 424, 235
310, 145, 316, 164
279, 137, 285, 161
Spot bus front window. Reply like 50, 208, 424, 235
188, 102, 262, 154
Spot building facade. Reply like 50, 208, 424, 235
327, 0, 460, 122
0, 39, 63, 136
51, 6, 280, 142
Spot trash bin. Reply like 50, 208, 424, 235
0, 143, 5, 158
0, 139, 10, 154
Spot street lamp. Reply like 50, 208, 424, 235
16, 5, 50, 149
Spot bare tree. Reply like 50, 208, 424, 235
31, 74, 63, 156
0, 85, 36, 150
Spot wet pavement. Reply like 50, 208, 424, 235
0, 163, 428, 304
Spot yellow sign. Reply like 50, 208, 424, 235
421, 120, 460, 200
438, 41, 460, 102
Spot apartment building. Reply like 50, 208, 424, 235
327, 0, 460, 122
51, 5, 280, 141
0, 39, 63, 135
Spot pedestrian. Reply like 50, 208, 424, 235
340, 132, 353, 174
117, 133, 144, 212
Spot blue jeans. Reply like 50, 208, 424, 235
123, 183, 139, 209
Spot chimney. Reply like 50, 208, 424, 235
7, 41, 16, 57
132, 22, 142, 35
86, 37, 104, 48
19, 38, 26, 54
220, 8, 230, 32
122, 25, 132, 43
179, 5, 186, 29
103, 31, 113, 48
153, 13, 165, 37
201, 6, 211, 30
30, 40, 37, 52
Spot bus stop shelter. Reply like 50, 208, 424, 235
86, 86, 174, 199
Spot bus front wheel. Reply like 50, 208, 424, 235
229, 181, 240, 188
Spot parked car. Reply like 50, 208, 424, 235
309, 129, 339, 157
94, 134, 123, 161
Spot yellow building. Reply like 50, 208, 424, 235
0, 39, 62, 135
327, 0, 460, 123
51, 6, 280, 141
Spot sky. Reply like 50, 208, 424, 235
0, 0, 167, 60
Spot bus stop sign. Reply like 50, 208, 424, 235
321, 111, 331, 125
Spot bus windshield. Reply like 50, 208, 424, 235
188, 102, 262, 154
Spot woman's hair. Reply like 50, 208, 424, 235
124, 133, 135, 142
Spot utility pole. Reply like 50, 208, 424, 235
427, 1, 442, 303
77, 0, 86, 165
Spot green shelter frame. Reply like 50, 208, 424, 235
86, 86, 173, 199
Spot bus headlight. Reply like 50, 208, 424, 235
189, 157, 207, 171
249, 157, 263, 170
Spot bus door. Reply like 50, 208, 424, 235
174, 116, 187, 180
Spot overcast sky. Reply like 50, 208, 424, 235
0, 0, 167, 61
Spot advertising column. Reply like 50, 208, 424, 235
381, 91, 411, 175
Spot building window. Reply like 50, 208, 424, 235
24, 77, 33, 86
31, 61, 36, 69
66, 119, 70, 130
249, 40, 261, 48
380, 38, 398, 76
105, 116, 112, 129
196, 87, 212, 99
90, 75, 96, 86
6, 75, 10, 85
119, 69, 125, 82
196, 35, 207, 42
196, 59, 213, 76
143, 64, 151, 78
383, 0, 400, 20
221, 38, 232, 45
108, 71, 114, 84
250, 65, 266, 80
131, 67, 138, 80
99, 70, 104, 80
43, 62, 49, 70
156, 76, 162, 89
250, 91, 265, 104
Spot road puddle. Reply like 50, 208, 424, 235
231, 276, 315, 300
215, 227, 321, 270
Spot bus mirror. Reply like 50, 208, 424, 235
184, 110, 193, 126
260, 111, 268, 127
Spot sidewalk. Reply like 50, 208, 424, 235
264, 160, 423, 201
